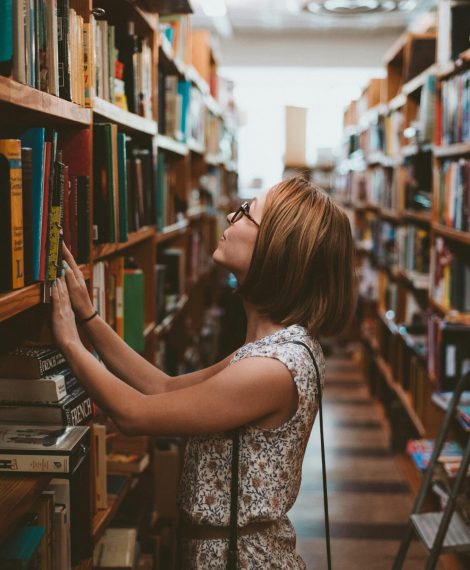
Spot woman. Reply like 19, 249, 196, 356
52, 175, 355, 569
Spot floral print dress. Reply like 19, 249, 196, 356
178, 324, 325, 569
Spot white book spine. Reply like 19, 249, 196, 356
0, 375, 67, 402
0, 453, 69, 472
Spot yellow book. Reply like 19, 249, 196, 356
0, 139, 24, 290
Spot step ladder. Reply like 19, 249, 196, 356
393, 371, 470, 570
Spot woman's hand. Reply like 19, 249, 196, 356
62, 243, 94, 320
51, 277, 83, 355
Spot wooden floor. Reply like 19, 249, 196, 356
290, 344, 442, 569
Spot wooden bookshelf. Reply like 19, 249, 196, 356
402, 210, 431, 225
433, 143, 470, 158
155, 220, 189, 243
0, 474, 52, 544
92, 475, 132, 545
93, 228, 156, 260
0, 1, 238, 565
0, 76, 91, 125
432, 223, 470, 246
157, 134, 189, 156
93, 97, 158, 136
401, 64, 437, 95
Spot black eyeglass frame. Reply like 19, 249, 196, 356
229, 201, 260, 227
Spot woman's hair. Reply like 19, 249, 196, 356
238, 175, 356, 337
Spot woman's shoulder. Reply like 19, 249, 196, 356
231, 324, 323, 367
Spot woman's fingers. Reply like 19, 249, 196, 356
62, 243, 82, 280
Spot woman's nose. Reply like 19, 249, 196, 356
226, 212, 233, 225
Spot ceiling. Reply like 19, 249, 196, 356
189, 0, 437, 34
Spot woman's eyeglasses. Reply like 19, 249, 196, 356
229, 201, 260, 227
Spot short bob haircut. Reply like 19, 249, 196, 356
238, 176, 356, 337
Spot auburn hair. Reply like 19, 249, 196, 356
238, 176, 356, 337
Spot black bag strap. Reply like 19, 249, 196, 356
227, 340, 331, 570
289, 340, 332, 570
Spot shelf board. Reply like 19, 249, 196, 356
186, 206, 209, 220
205, 153, 223, 166
388, 92, 406, 112
0, 474, 52, 543
157, 135, 188, 156
379, 209, 402, 223
431, 393, 470, 433
438, 48, 470, 79
154, 295, 189, 339
93, 228, 155, 260
92, 475, 132, 545
401, 210, 431, 225
433, 143, 470, 158
432, 223, 470, 246
156, 220, 189, 244
397, 269, 429, 293
144, 321, 156, 338
401, 143, 433, 158
367, 152, 400, 168
428, 298, 470, 324
0, 264, 90, 322
0, 76, 91, 125
93, 97, 157, 136
401, 64, 437, 95
187, 138, 206, 155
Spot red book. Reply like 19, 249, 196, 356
62, 165, 71, 251
39, 141, 51, 281
70, 176, 78, 258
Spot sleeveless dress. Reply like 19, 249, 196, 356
178, 324, 325, 569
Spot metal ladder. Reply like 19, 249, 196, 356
393, 371, 470, 570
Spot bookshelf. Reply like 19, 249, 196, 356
0, 1, 238, 568
337, 5, 470, 567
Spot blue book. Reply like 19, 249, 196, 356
0, 0, 13, 76
20, 128, 46, 281
0, 525, 45, 569
177, 80, 191, 142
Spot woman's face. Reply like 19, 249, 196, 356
213, 189, 268, 281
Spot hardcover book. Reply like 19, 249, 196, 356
0, 424, 89, 474
0, 346, 66, 379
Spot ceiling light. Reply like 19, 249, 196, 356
200, 0, 227, 18
305, 0, 408, 14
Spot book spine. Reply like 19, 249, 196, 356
0, 139, 25, 290
38, 352, 67, 375
46, 161, 64, 279
57, 0, 70, 100
63, 393, 93, 426
0, 375, 67, 402
0, 453, 69, 473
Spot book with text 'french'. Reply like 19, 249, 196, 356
0, 345, 66, 379
0, 424, 89, 474
0, 138, 24, 291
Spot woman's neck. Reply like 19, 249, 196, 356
243, 300, 285, 344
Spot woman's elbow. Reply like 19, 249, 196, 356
113, 398, 147, 436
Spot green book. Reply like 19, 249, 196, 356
0, 525, 45, 569
124, 269, 145, 353
156, 153, 166, 231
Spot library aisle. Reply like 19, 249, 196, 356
291, 343, 440, 569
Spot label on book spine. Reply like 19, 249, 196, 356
0, 454, 69, 473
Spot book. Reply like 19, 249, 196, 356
407, 438, 464, 471
21, 146, 34, 284
0, 525, 45, 570
0, 385, 93, 426
93, 528, 138, 570
53, 503, 70, 570
0, 0, 13, 77
24, 491, 55, 570
0, 345, 66, 379
0, 424, 89, 473
0, 368, 78, 403
124, 266, 145, 352
0, 138, 24, 291
92, 423, 108, 510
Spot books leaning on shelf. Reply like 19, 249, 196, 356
0, 0, 90, 105
407, 438, 466, 473
437, 159, 470, 233
0, 424, 89, 473
93, 527, 138, 570
93, 125, 156, 243
430, 238, 470, 313
0, 129, 90, 288
427, 313, 470, 389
